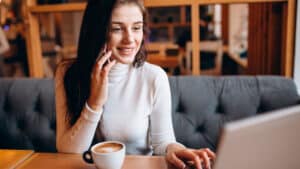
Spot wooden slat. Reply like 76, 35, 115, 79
197, 0, 287, 4
284, 0, 296, 77
29, 2, 86, 13
281, 2, 287, 75
145, 0, 288, 6
248, 3, 284, 75
144, 0, 191, 7
180, 6, 186, 24
268, 3, 283, 74
25, 0, 294, 77
26, 0, 36, 6
221, 4, 229, 45
25, 0, 44, 77
248, 3, 260, 74
191, 2, 200, 75
28, 0, 289, 13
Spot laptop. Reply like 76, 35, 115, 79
213, 105, 300, 169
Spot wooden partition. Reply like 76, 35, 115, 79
248, 3, 286, 75
25, 0, 296, 77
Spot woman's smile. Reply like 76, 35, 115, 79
117, 46, 136, 56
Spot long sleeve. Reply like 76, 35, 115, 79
0, 28, 9, 55
55, 62, 103, 153
150, 68, 178, 155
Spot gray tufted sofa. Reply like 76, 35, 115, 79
0, 78, 56, 152
0, 76, 299, 152
169, 76, 300, 151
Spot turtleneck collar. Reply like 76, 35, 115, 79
108, 62, 132, 83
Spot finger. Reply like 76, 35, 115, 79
102, 59, 116, 76
175, 150, 202, 169
91, 60, 102, 80
93, 51, 112, 77
103, 43, 107, 52
91, 61, 102, 79
96, 44, 108, 61
91, 51, 111, 80
106, 58, 116, 70
97, 50, 112, 68
166, 153, 186, 169
203, 148, 216, 161
193, 150, 211, 169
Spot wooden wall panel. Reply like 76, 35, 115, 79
221, 4, 229, 45
248, 3, 284, 75
268, 3, 284, 74
25, 0, 295, 77
281, 3, 287, 75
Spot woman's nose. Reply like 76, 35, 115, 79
123, 29, 134, 43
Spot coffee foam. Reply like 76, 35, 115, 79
98, 147, 117, 153
94, 142, 123, 153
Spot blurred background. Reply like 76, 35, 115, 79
0, 0, 298, 84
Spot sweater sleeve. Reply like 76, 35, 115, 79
150, 68, 180, 155
55, 62, 103, 153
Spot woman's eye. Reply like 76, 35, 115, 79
133, 26, 142, 31
111, 27, 122, 32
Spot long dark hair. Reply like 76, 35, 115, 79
64, 0, 149, 125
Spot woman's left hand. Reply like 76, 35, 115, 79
166, 147, 216, 169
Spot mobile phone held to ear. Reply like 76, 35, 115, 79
96, 43, 108, 61
99, 43, 113, 67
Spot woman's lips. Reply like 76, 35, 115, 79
117, 47, 135, 55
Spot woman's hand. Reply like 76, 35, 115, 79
87, 50, 116, 111
166, 144, 216, 169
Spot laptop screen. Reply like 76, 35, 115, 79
213, 105, 300, 169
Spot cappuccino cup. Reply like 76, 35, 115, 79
83, 141, 125, 169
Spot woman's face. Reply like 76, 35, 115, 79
108, 4, 144, 64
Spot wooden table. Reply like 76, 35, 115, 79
0, 149, 34, 169
16, 153, 169, 169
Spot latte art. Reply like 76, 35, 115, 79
94, 143, 123, 153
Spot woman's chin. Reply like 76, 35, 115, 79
114, 55, 135, 64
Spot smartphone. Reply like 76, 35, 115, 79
99, 43, 112, 67
96, 43, 108, 61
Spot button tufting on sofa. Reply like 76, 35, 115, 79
0, 76, 299, 153
175, 101, 186, 114
196, 125, 206, 133
169, 76, 300, 151
0, 78, 56, 152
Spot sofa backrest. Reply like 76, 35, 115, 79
0, 78, 56, 152
169, 76, 300, 151
0, 76, 299, 152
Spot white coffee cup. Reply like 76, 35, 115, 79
83, 141, 126, 169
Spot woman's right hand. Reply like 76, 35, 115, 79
87, 50, 116, 111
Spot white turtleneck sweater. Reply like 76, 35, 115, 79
55, 61, 178, 155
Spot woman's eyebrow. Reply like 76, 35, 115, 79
111, 21, 144, 25
133, 21, 143, 24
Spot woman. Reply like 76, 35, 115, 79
55, 0, 215, 169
